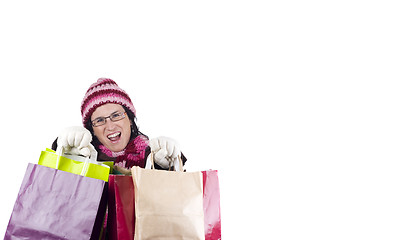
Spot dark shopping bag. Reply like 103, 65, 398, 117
202, 170, 222, 240
108, 175, 135, 240
4, 163, 107, 240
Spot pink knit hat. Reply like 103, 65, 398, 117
81, 78, 136, 127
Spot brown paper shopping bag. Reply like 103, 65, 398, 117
131, 153, 205, 239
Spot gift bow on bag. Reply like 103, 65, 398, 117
131, 153, 205, 240
38, 143, 111, 181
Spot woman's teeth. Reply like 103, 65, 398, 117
108, 132, 121, 140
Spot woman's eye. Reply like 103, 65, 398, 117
112, 112, 123, 118
96, 118, 105, 123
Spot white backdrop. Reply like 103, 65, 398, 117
1, 1, 420, 239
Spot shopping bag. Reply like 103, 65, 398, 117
4, 163, 108, 240
202, 170, 222, 240
108, 175, 135, 240
131, 153, 205, 239
38, 144, 111, 181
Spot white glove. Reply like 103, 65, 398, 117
148, 136, 181, 168
58, 126, 92, 157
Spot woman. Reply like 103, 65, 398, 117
53, 78, 185, 174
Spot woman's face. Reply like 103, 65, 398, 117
91, 103, 132, 152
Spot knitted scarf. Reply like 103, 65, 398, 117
99, 135, 149, 169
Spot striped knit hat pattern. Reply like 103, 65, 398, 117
81, 78, 136, 127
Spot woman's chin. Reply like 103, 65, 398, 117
105, 142, 125, 152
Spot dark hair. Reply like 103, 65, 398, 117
86, 105, 148, 149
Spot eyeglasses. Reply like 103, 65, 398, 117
91, 111, 127, 127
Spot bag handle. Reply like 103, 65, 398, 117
55, 144, 98, 176
146, 151, 184, 172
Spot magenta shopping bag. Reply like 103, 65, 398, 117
4, 163, 107, 240
202, 170, 222, 240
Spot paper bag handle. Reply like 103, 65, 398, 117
55, 143, 98, 176
146, 151, 184, 172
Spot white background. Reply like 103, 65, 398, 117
1, 0, 419, 239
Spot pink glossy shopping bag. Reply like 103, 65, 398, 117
202, 170, 222, 240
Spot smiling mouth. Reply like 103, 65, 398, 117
107, 132, 121, 142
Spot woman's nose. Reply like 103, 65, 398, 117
104, 118, 116, 129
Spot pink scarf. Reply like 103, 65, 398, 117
99, 135, 149, 169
